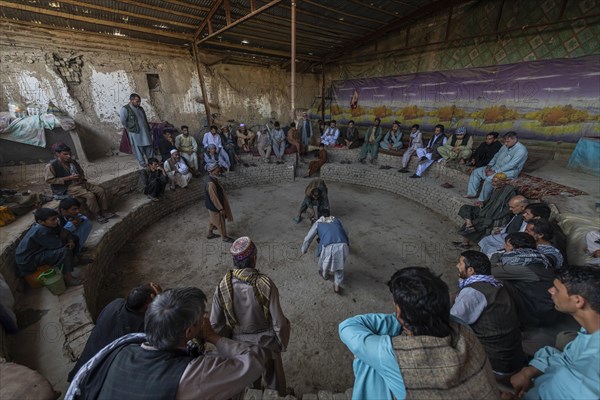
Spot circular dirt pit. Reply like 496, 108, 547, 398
102, 181, 462, 395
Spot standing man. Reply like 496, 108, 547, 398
409, 124, 447, 178
175, 125, 199, 170
358, 117, 383, 164
45, 143, 115, 223
301, 211, 349, 294
120, 93, 154, 168
205, 164, 234, 243
466, 131, 528, 202
211, 237, 291, 396
256, 128, 273, 163
510, 265, 600, 399
339, 267, 498, 400
398, 124, 423, 173
450, 251, 526, 375
66, 287, 269, 400
297, 111, 313, 155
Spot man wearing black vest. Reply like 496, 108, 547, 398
205, 164, 234, 243
410, 124, 447, 178
45, 143, 115, 223
450, 250, 526, 375
67, 287, 269, 400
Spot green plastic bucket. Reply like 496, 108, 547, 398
37, 269, 66, 296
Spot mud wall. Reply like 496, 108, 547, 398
0, 36, 320, 159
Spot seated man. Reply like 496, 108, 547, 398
236, 123, 256, 153
339, 267, 498, 400
509, 265, 600, 400
68, 282, 161, 381
480, 201, 550, 257
468, 131, 502, 168
585, 231, 600, 266
437, 126, 473, 163
293, 178, 329, 224
45, 143, 115, 223
256, 129, 273, 163
301, 211, 349, 294
525, 218, 565, 269
492, 232, 558, 327
157, 129, 176, 162
453, 173, 516, 249
204, 144, 230, 172
140, 157, 168, 201
58, 197, 93, 251
466, 131, 528, 202
398, 124, 423, 173
220, 125, 242, 169
211, 237, 290, 396
358, 118, 383, 164
16, 208, 82, 286
271, 121, 286, 163
67, 287, 269, 399
380, 120, 403, 151
337, 120, 360, 149
286, 122, 304, 161
305, 143, 327, 178
450, 250, 526, 375
163, 149, 193, 190
321, 120, 340, 147
175, 125, 199, 170
409, 124, 447, 179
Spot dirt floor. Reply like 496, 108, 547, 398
101, 180, 462, 395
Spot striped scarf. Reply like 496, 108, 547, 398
217, 268, 272, 330
458, 274, 503, 290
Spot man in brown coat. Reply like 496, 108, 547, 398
204, 164, 234, 242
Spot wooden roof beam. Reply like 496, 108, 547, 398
194, 0, 224, 41
201, 41, 321, 62
301, 0, 382, 24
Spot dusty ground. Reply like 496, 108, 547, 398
103, 180, 462, 395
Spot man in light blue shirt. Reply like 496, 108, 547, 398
510, 265, 600, 399
466, 131, 528, 202
339, 267, 497, 400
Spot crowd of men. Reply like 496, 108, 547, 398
12, 95, 600, 399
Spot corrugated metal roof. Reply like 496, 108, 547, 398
1, 0, 452, 66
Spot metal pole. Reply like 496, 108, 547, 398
291, 0, 296, 122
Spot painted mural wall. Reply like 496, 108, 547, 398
330, 56, 599, 142
319, 0, 600, 142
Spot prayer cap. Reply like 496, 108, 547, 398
170, 149, 178, 155
230, 236, 257, 261
207, 143, 217, 149
494, 172, 508, 181
393, 120, 401, 125
456, 126, 466, 135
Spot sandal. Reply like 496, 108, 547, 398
206, 233, 219, 239
464, 226, 477, 234
96, 216, 109, 224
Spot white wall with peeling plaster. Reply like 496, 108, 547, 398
1, 41, 320, 158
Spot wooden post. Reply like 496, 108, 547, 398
192, 43, 212, 127
291, 0, 296, 122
